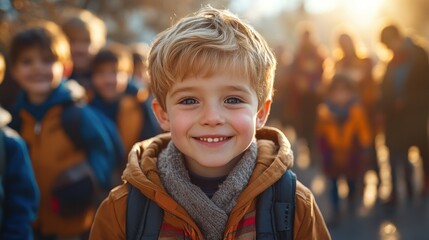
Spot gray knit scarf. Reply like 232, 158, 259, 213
157, 141, 258, 240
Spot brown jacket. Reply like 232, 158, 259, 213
90, 127, 331, 239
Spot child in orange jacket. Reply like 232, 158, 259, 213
90, 6, 330, 240
316, 74, 372, 218
9, 21, 115, 239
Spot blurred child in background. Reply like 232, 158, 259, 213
288, 25, 325, 156
334, 32, 378, 127
89, 43, 161, 158
129, 43, 151, 90
9, 21, 114, 239
316, 74, 372, 222
61, 8, 107, 92
0, 51, 40, 240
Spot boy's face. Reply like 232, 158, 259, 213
153, 73, 271, 177
330, 85, 353, 107
12, 47, 63, 102
67, 28, 93, 73
133, 60, 150, 84
92, 62, 128, 101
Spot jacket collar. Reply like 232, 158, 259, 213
123, 127, 294, 231
13, 80, 85, 116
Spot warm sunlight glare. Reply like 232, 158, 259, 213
408, 146, 424, 195
377, 144, 392, 201
305, 0, 338, 14
297, 139, 311, 169
311, 174, 326, 196
379, 221, 400, 240
342, 0, 385, 25
363, 170, 379, 208
337, 177, 349, 199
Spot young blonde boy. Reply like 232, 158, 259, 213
90, 7, 330, 240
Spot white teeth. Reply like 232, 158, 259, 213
198, 137, 227, 142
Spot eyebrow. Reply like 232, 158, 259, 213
169, 86, 197, 98
170, 84, 252, 97
223, 85, 253, 95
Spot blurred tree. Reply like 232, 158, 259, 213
1, 0, 231, 44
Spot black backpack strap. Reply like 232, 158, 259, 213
0, 128, 5, 176
256, 169, 296, 240
126, 184, 163, 240
61, 103, 86, 150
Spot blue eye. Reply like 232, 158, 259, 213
225, 97, 243, 104
179, 98, 198, 105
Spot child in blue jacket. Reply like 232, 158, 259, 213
0, 50, 39, 240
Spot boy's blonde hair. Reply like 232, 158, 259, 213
149, 7, 276, 110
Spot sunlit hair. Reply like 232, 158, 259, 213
61, 8, 106, 54
9, 20, 71, 66
0, 52, 5, 84
92, 43, 133, 74
149, 6, 277, 110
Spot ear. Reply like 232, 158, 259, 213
63, 61, 73, 78
11, 65, 19, 81
256, 99, 272, 129
152, 98, 171, 131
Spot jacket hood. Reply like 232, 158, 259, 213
13, 80, 85, 118
123, 127, 294, 228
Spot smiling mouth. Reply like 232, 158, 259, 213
196, 137, 231, 143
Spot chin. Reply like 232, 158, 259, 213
26, 84, 52, 94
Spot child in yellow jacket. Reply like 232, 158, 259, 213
316, 74, 372, 218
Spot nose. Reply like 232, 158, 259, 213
199, 103, 225, 127
34, 60, 49, 73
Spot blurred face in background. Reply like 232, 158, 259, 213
338, 34, 356, 57
132, 59, 150, 85
329, 83, 354, 107
92, 62, 128, 101
12, 47, 64, 104
66, 27, 94, 73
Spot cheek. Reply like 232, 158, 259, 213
52, 63, 64, 80
92, 75, 104, 89
71, 42, 91, 54
168, 111, 190, 133
116, 72, 129, 91
229, 109, 257, 133
169, 112, 186, 132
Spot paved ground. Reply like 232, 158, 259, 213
292, 159, 429, 240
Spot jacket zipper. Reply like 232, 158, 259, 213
34, 121, 42, 135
